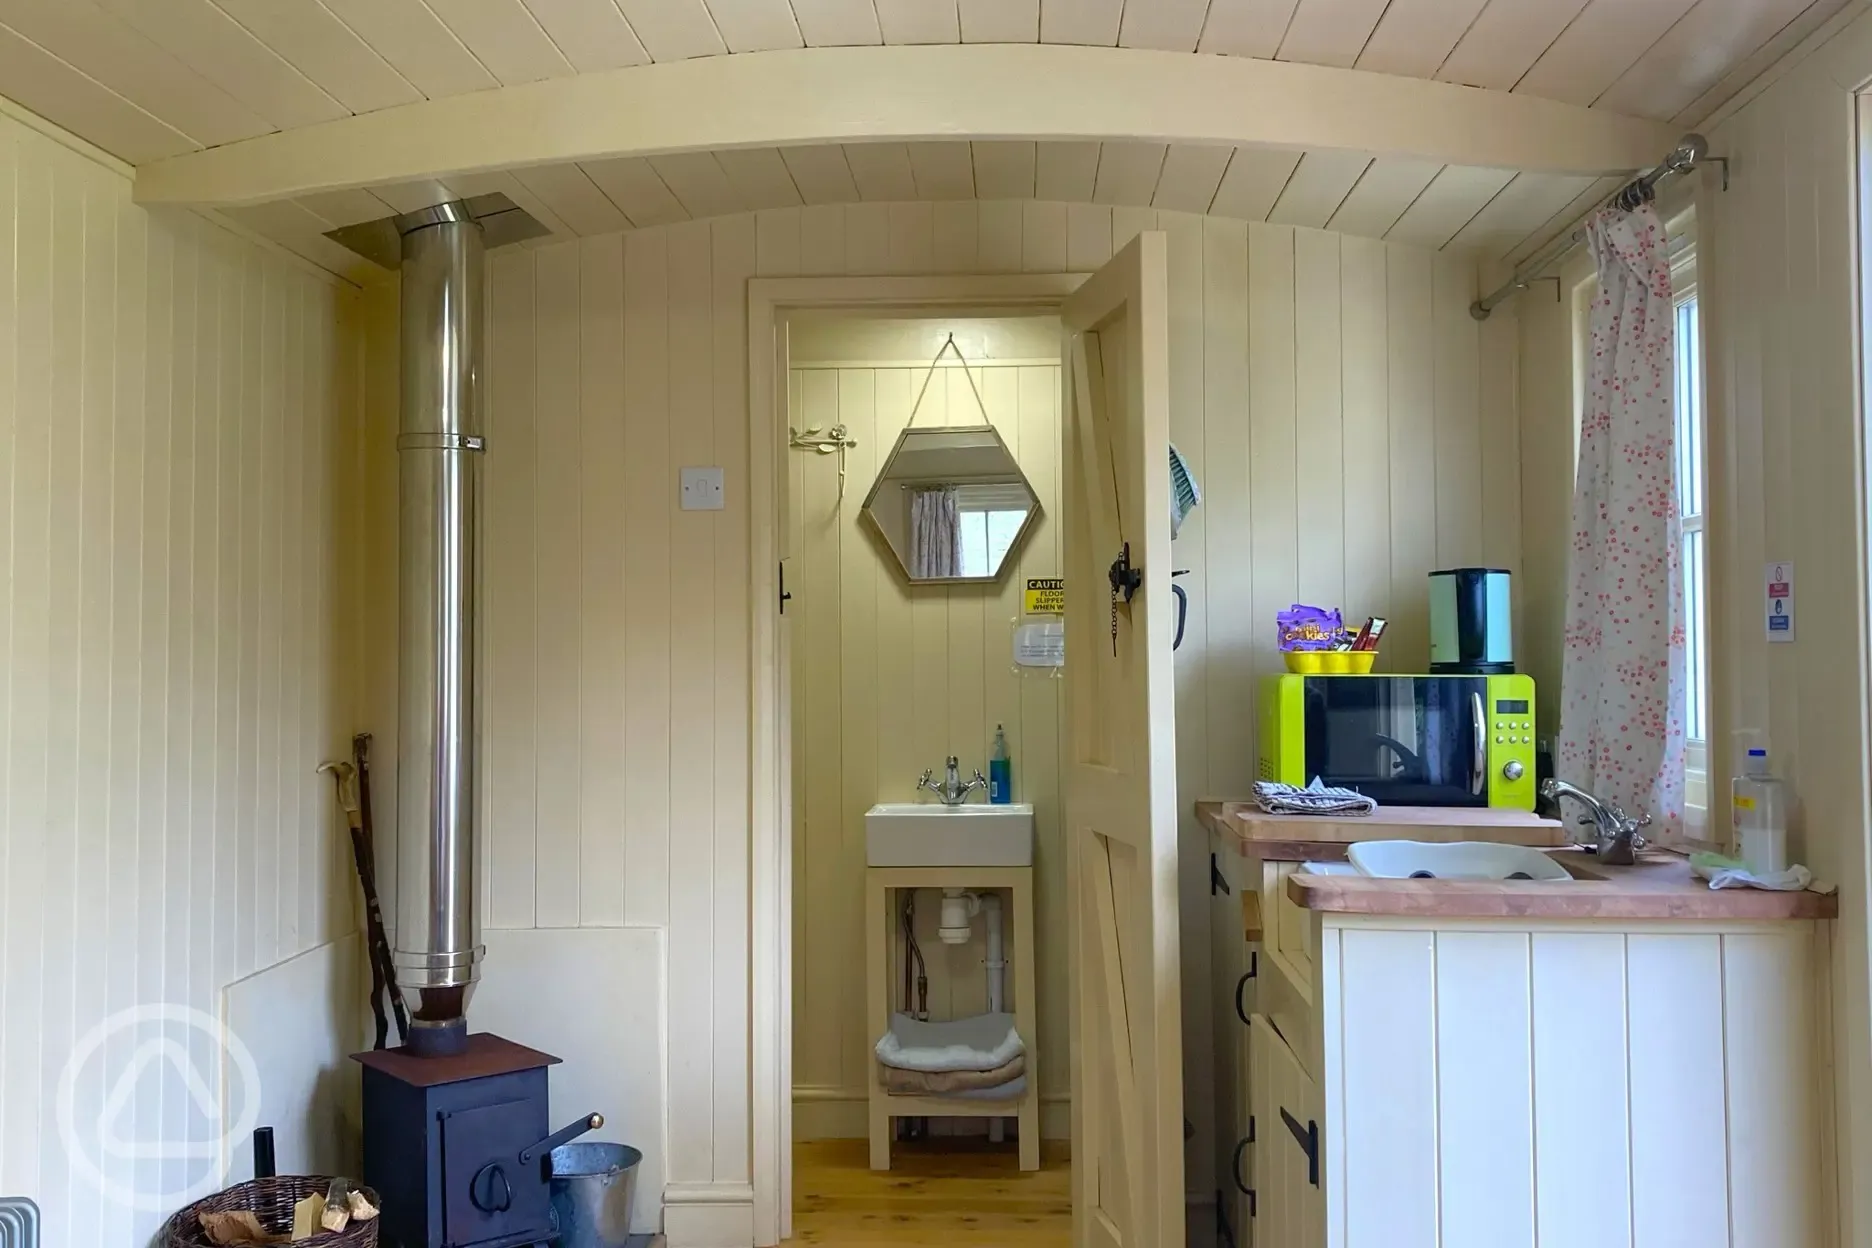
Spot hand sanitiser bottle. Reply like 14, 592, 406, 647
1732, 748, 1789, 874
989, 724, 1012, 805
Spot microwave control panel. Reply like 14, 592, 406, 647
1485, 673, 1538, 810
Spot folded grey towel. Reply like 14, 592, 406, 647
1254, 778, 1376, 817
880, 1053, 1027, 1095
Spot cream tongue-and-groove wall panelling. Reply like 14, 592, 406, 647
1635, 8, 1871, 1237
0, 108, 367, 1247
369, 196, 1518, 1213
785, 324, 1069, 1140
1510, 9, 1872, 1238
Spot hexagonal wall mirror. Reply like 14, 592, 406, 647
861, 424, 1042, 585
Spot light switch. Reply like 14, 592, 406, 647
680, 465, 725, 511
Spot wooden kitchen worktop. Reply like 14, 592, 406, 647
1194, 800, 1837, 921
1286, 849, 1839, 921
1195, 798, 1569, 860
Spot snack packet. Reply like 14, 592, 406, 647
1277, 605, 1344, 651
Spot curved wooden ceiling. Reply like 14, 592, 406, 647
0, 0, 1845, 163
217, 138, 1626, 284
1, 0, 1837, 279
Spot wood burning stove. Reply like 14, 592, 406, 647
353, 1035, 600, 1248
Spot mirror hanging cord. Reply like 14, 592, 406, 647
907, 334, 992, 426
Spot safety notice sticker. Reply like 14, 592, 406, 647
1765, 561, 1794, 642
1024, 578, 1065, 615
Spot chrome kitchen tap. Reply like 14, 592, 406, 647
919, 756, 989, 806
1540, 778, 1651, 866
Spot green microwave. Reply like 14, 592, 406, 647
1258, 673, 1537, 810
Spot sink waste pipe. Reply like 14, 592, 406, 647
938, 890, 1012, 1145
984, 893, 1006, 1145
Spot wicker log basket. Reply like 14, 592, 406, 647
164, 1176, 380, 1248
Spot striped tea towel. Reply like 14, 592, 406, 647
1254, 777, 1377, 817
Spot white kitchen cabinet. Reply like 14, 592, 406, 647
1210, 847, 1833, 1248
1207, 848, 1259, 1247
1248, 1013, 1324, 1248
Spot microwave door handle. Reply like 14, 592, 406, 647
1471, 690, 1487, 797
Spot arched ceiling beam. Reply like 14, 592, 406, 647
133, 43, 1681, 208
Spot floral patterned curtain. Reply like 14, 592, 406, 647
1557, 202, 1687, 833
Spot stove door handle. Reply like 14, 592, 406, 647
519, 1111, 605, 1167
470, 1162, 513, 1214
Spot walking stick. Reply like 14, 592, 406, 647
352, 734, 410, 1043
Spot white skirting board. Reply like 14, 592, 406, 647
222, 935, 369, 1183
469, 926, 668, 1237
664, 1181, 755, 1248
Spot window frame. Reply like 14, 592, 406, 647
1671, 237, 1711, 836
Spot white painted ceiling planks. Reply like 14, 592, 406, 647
14, 0, 1815, 281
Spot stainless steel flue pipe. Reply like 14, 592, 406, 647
393, 202, 485, 1056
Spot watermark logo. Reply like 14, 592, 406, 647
56, 1004, 261, 1212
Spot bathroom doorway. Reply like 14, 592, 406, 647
747, 275, 1081, 1244
785, 309, 1064, 1131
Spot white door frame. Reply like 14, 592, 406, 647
747, 272, 1086, 1247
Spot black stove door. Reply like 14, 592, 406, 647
440, 1100, 551, 1248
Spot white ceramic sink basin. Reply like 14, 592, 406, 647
1347, 840, 1573, 882
865, 803, 1035, 867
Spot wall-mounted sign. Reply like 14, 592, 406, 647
1024, 578, 1064, 615
1765, 561, 1795, 643
1014, 620, 1065, 668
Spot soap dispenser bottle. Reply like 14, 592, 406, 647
1732, 747, 1789, 873
989, 724, 1012, 804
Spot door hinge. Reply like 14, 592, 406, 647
1231, 1137, 1252, 1196
779, 561, 793, 615
1281, 1108, 1320, 1187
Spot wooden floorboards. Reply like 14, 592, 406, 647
788, 1138, 1072, 1245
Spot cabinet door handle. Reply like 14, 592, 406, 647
1210, 852, 1231, 896
1234, 971, 1253, 1025
1231, 1137, 1252, 1195
1280, 1108, 1320, 1187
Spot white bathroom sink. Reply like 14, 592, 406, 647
1347, 840, 1574, 882
865, 803, 1035, 867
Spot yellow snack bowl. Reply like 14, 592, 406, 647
1283, 650, 1378, 674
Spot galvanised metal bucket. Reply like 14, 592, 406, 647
548, 1143, 641, 1248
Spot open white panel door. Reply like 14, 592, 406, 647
1063, 232, 1183, 1248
